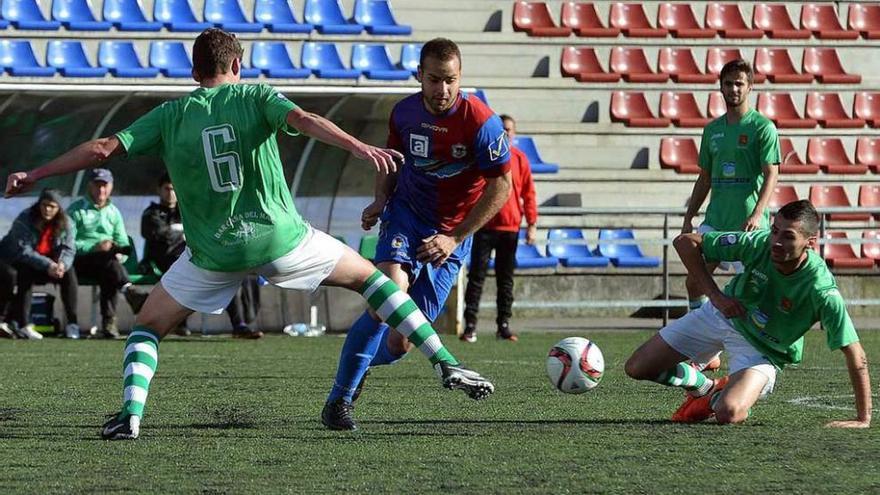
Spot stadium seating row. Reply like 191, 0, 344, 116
612, 92, 879, 129
515, 2, 880, 40
0, 0, 410, 34
561, 47, 858, 85
772, 185, 880, 222
661, 137, 880, 175
0, 39, 421, 79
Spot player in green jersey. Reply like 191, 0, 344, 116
626, 200, 871, 428
5, 29, 494, 439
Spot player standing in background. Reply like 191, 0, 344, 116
5, 28, 494, 438
330, 37, 512, 406
626, 200, 871, 427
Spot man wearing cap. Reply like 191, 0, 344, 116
68, 168, 147, 338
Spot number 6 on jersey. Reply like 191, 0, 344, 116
202, 124, 241, 192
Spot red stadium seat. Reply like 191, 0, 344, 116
657, 3, 715, 38
800, 3, 859, 39
757, 93, 817, 129
658, 48, 715, 83
609, 3, 668, 37
707, 91, 726, 119
858, 184, 880, 219
853, 92, 880, 128
855, 137, 880, 174
513, 1, 571, 37
807, 138, 867, 175
660, 92, 709, 128
861, 230, 880, 266
754, 48, 813, 83
770, 185, 799, 209
560, 46, 620, 82
609, 47, 668, 82
810, 185, 870, 221
779, 138, 819, 174
610, 92, 670, 127
705, 48, 766, 83
802, 48, 860, 84
805, 93, 866, 129
752, 3, 811, 39
659, 137, 700, 173
848, 4, 880, 39
822, 232, 874, 269
704, 3, 763, 38
561, 2, 619, 37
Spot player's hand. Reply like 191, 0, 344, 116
5, 172, 36, 198
709, 292, 746, 319
47, 262, 62, 279
681, 218, 694, 235
352, 144, 403, 175
361, 198, 386, 231
742, 214, 762, 232
95, 240, 114, 252
526, 224, 537, 245
417, 234, 457, 267
825, 419, 871, 429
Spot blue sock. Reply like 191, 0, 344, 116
327, 311, 385, 403
369, 323, 406, 366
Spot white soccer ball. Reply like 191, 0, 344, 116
546, 337, 604, 394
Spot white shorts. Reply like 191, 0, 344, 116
698, 224, 744, 273
659, 302, 777, 398
161, 226, 345, 314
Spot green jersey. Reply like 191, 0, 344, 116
116, 83, 306, 272
702, 230, 859, 368
698, 109, 780, 231
67, 197, 130, 253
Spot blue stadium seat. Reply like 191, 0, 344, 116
47, 40, 107, 77
150, 41, 192, 77
98, 41, 159, 77
53, 0, 113, 30
204, 0, 262, 32
103, 0, 162, 31
0, 40, 55, 76
513, 242, 558, 269
400, 43, 420, 76
303, 0, 362, 34
251, 42, 310, 78
596, 229, 660, 268
512, 136, 560, 174
301, 42, 361, 79
351, 44, 410, 80
353, 0, 411, 35
253, 0, 312, 33
2, 0, 60, 29
547, 229, 609, 267
153, 0, 211, 31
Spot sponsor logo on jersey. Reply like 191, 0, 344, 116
420, 122, 448, 133
721, 161, 736, 178
410, 134, 430, 158
451, 143, 467, 159
779, 297, 793, 313
738, 134, 748, 147
276, 92, 289, 101
488, 132, 509, 162
749, 309, 769, 329
720, 234, 738, 246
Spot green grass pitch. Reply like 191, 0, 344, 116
1, 330, 878, 493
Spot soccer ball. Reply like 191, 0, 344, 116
546, 337, 604, 394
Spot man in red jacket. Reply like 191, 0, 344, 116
462, 114, 538, 342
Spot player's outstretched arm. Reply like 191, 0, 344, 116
286, 108, 402, 174
743, 164, 779, 231
682, 169, 711, 234
5, 137, 124, 198
673, 233, 745, 318
827, 342, 872, 429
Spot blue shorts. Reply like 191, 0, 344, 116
374, 200, 472, 322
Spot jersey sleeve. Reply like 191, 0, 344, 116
387, 107, 402, 151
257, 84, 299, 136
816, 287, 860, 350
701, 230, 768, 264
757, 119, 781, 166
115, 105, 165, 157
473, 114, 511, 178
698, 127, 712, 171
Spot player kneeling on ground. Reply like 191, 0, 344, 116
625, 200, 871, 427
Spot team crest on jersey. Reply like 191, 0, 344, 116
488, 132, 509, 162
721, 161, 736, 178
391, 234, 405, 249
410, 134, 430, 158
738, 134, 748, 147
779, 297, 793, 313
451, 143, 467, 159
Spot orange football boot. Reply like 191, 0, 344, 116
671, 375, 729, 423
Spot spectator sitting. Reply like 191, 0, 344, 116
0, 188, 80, 339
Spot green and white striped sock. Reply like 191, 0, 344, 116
120, 325, 161, 419
360, 270, 458, 366
654, 362, 712, 396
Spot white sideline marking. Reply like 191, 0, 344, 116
788, 394, 879, 411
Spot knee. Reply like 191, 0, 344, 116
624, 355, 651, 381
713, 401, 750, 425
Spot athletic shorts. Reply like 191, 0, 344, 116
660, 302, 777, 398
698, 223, 744, 273
373, 199, 471, 322
161, 226, 345, 314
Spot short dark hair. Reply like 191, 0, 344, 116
192, 28, 243, 78
777, 200, 820, 237
499, 114, 514, 123
158, 172, 172, 187
719, 59, 753, 86
419, 38, 461, 68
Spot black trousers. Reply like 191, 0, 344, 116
74, 251, 130, 321
464, 230, 518, 328
0, 260, 78, 326
226, 276, 261, 328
